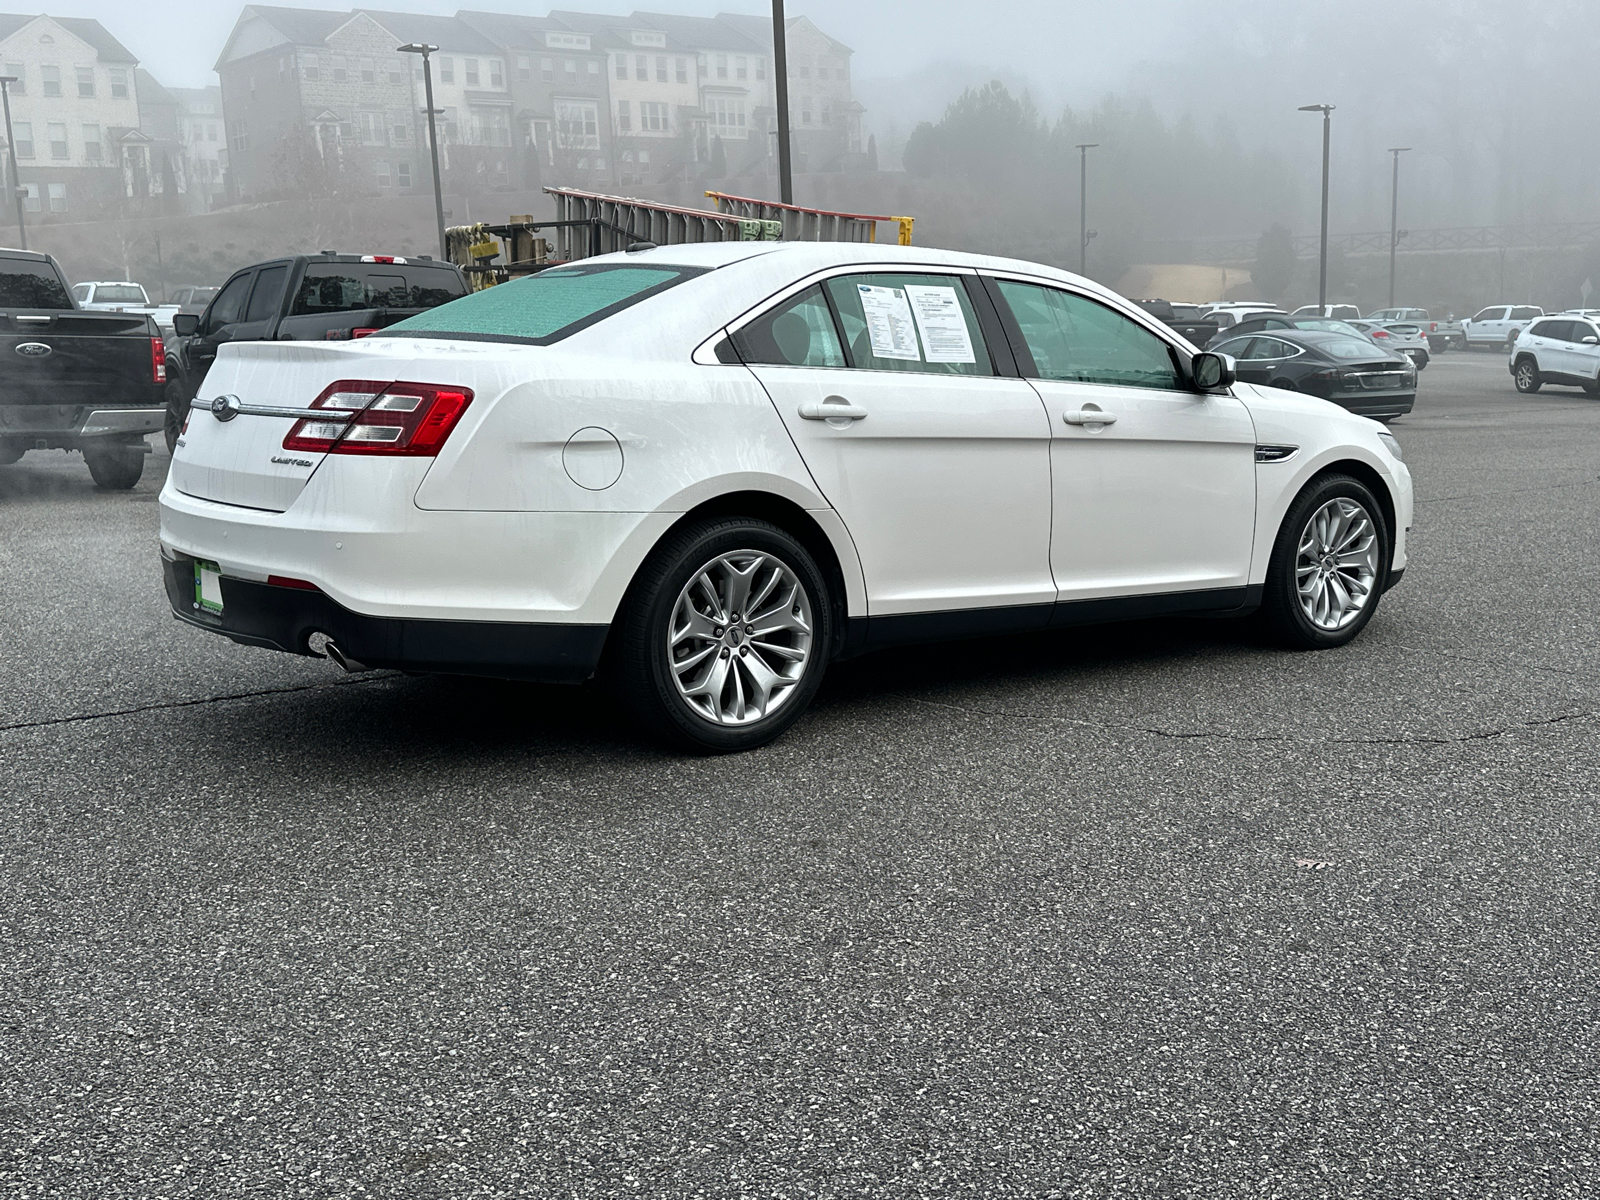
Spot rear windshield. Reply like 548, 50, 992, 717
93, 284, 146, 303
379, 262, 706, 345
0, 261, 73, 309
291, 263, 468, 315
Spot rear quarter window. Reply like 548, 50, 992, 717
380, 262, 705, 345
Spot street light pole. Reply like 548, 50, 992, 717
398, 43, 448, 262
771, 0, 793, 204
1387, 146, 1411, 309
1076, 142, 1097, 275
1299, 104, 1335, 312
0, 76, 25, 250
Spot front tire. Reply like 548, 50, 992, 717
1513, 357, 1542, 393
1261, 473, 1390, 650
610, 517, 833, 752
84, 443, 145, 490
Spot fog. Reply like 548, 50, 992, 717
14, 0, 1600, 309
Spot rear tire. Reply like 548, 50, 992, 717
1584, 376, 1600, 397
84, 443, 145, 490
609, 516, 834, 753
163, 380, 191, 454
1513, 357, 1542, 393
0, 439, 22, 466
1261, 473, 1390, 650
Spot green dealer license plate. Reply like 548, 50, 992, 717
194, 560, 224, 615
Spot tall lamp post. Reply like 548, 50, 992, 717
0, 75, 25, 250
1299, 104, 1335, 312
771, 0, 793, 204
398, 43, 447, 262
1076, 142, 1098, 275
1387, 146, 1411, 309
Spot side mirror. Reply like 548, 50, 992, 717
1192, 351, 1236, 391
1584, 336, 1599, 345
173, 312, 199, 337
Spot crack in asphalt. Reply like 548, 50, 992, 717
906, 697, 1600, 747
1415, 478, 1598, 506
0, 674, 397, 735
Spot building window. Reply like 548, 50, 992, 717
41, 65, 59, 97
230, 120, 248, 153
735, 56, 747, 81
206, 123, 217, 141
397, 161, 411, 188
641, 101, 668, 132
822, 103, 831, 125
76, 66, 94, 97
331, 55, 347, 82
438, 56, 453, 84
489, 59, 503, 87
564, 58, 577, 78
375, 161, 391, 188
82, 123, 100, 161
656, 55, 668, 82
635, 54, 647, 81
47, 122, 66, 159
359, 112, 384, 145
587, 59, 598, 78
390, 110, 411, 143
389, 63, 404, 85
301, 56, 318, 81
3, 64, 21, 93
360, 57, 375, 83
555, 99, 599, 149
614, 54, 625, 81
21, 182, 38, 212
616, 100, 630, 133
801, 96, 811, 125
716, 54, 727, 80
638, 149, 649, 167
755, 57, 765, 81
47, 182, 64, 213
707, 96, 746, 137
517, 55, 530, 81
12, 120, 32, 157
798, 59, 810, 79
464, 59, 479, 87
675, 57, 687, 84
543, 57, 556, 83
467, 105, 510, 146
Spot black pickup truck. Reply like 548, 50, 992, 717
0, 249, 166, 488
164, 253, 470, 450
1133, 299, 1221, 346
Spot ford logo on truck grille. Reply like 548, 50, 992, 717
15, 342, 51, 358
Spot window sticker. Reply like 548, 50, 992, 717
905, 284, 975, 363
857, 283, 920, 360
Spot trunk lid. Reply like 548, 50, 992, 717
168, 338, 510, 512
0, 310, 158, 408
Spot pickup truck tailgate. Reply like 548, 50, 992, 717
0, 310, 162, 409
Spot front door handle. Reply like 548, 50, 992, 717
1062, 409, 1117, 425
798, 399, 868, 421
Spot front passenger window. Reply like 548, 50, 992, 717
732, 285, 845, 367
994, 279, 1181, 390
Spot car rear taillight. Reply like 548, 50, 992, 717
1371, 330, 1390, 338
282, 379, 473, 456
351, 327, 379, 339
1430, 322, 1438, 332
152, 337, 167, 383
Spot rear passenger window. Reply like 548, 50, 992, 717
732, 285, 845, 367
1511, 307, 1542, 321
994, 279, 1181, 390
822, 273, 993, 376
245, 265, 288, 323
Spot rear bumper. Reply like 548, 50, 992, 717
161, 548, 608, 684
1331, 392, 1415, 419
0, 404, 163, 445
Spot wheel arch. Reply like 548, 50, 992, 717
1306, 458, 1398, 579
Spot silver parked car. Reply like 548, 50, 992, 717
1349, 320, 1430, 369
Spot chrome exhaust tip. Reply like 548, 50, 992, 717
324, 639, 374, 673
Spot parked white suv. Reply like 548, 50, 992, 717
1509, 315, 1600, 394
1463, 305, 1543, 351
159, 243, 1411, 752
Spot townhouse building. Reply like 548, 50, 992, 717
0, 13, 158, 220
215, 4, 864, 204
169, 86, 228, 211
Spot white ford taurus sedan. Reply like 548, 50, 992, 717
160, 242, 1412, 751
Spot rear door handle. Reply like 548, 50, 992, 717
1063, 409, 1117, 425
798, 400, 868, 421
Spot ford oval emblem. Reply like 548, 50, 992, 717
210, 394, 241, 421
15, 341, 51, 358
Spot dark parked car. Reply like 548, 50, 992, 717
1211, 330, 1417, 421
0, 248, 167, 488
1204, 313, 1364, 348
164, 253, 470, 450
1133, 298, 1219, 344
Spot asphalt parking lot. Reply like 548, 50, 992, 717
3, 350, 1598, 1198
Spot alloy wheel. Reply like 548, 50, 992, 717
1515, 362, 1538, 392
1294, 498, 1380, 631
668, 550, 814, 725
